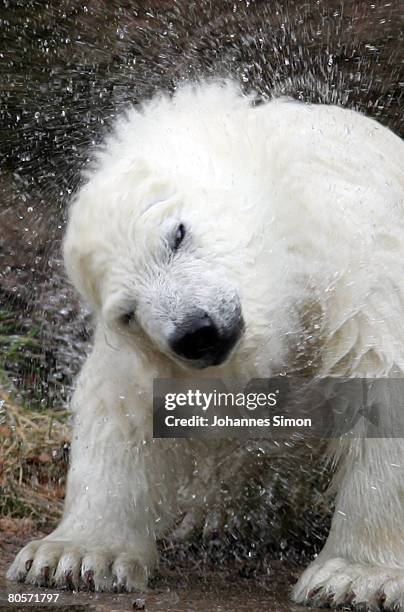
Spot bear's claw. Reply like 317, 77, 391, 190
293, 557, 404, 610
7, 539, 149, 592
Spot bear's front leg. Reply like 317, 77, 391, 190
293, 436, 404, 610
7, 333, 172, 592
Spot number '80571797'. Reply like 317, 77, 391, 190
8, 593, 60, 603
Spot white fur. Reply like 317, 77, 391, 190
8, 80, 404, 608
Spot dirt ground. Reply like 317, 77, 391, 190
0, 520, 325, 612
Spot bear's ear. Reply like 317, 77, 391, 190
63, 238, 102, 311
63, 193, 106, 312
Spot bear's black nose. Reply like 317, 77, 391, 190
170, 311, 243, 367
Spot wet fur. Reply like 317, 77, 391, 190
8, 81, 404, 609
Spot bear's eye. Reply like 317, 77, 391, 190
172, 223, 185, 252
119, 310, 135, 326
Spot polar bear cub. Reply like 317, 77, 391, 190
8, 80, 404, 610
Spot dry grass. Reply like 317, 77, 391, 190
0, 384, 70, 527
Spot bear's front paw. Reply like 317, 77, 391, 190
293, 557, 404, 610
7, 538, 155, 592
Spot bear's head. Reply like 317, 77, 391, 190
63, 81, 288, 374
63, 158, 253, 369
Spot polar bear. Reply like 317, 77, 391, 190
8, 80, 404, 610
